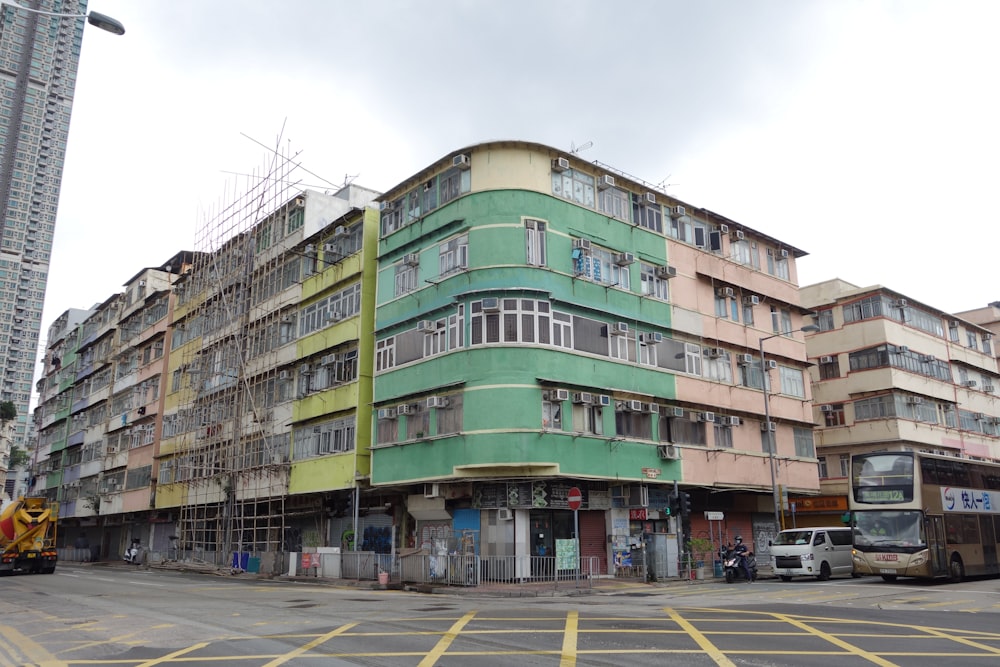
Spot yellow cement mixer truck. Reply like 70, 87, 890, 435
0, 496, 58, 575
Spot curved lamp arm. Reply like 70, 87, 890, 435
2, 1, 125, 35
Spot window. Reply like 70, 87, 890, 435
779, 366, 806, 398
439, 234, 468, 275
552, 167, 595, 207
767, 248, 790, 279
839, 454, 850, 477
741, 301, 755, 326
854, 395, 895, 421
818, 456, 828, 478
639, 263, 669, 301
376, 412, 399, 445
819, 357, 840, 380
983, 335, 993, 356
394, 262, 417, 297
598, 185, 630, 220
704, 350, 733, 383
816, 309, 834, 331
436, 393, 463, 435
573, 245, 631, 290
793, 427, 815, 457
661, 411, 706, 446
730, 238, 753, 266
949, 322, 960, 342
713, 423, 733, 448
823, 404, 846, 426
525, 219, 547, 267
761, 429, 775, 454
574, 403, 604, 435
739, 357, 765, 390
631, 194, 662, 232
770, 306, 792, 334
471, 298, 551, 346
966, 331, 978, 350
375, 337, 395, 372
615, 402, 653, 440
542, 398, 562, 430
406, 406, 431, 440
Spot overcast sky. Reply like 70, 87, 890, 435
45, 0, 1000, 350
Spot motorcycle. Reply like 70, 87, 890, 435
721, 544, 758, 583
123, 539, 142, 564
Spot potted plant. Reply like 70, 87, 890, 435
686, 537, 715, 579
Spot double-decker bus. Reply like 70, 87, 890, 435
850, 451, 1000, 582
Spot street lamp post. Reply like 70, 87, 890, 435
760, 324, 819, 531
1, 1, 125, 35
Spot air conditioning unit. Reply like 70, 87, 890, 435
627, 400, 644, 412
657, 444, 679, 460
573, 238, 592, 251
766, 360, 778, 370
497, 508, 513, 520
323, 243, 337, 253
964, 380, 978, 388
614, 252, 635, 266
646, 403, 660, 414
426, 396, 449, 409
397, 404, 414, 415
403, 253, 420, 266
278, 370, 291, 380
718, 224, 729, 234
299, 363, 313, 375
417, 320, 437, 333
761, 421, 776, 432
453, 153, 471, 169
716, 287, 735, 298
552, 157, 570, 172
894, 299, 908, 308
655, 265, 677, 279
645, 192, 657, 204
334, 225, 348, 237
974, 413, 987, 421
919, 354, 936, 363
379, 200, 394, 211
820, 405, 834, 413
598, 174, 616, 189
672, 205, 686, 217
294, 197, 306, 208
611, 485, 631, 499
424, 483, 441, 498
377, 407, 397, 420
281, 313, 295, 323
669, 406, 685, 418
546, 389, 570, 402
732, 230, 745, 241
612, 322, 629, 335
326, 311, 343, 323
779, 249, 789, 258
700, 412, 716, 423
572, 392, 593, 404
898, 345, 910, 353
820, 355, 835, 364
984, 384, 996, 393
598, 394, 612, 406
949, 320, 960, 329
320, 354, 336, 366
737, 353, 754, 365
723, 416, 741, 426
708, 347, 725, 358
743, 295, 761, 306
481, 297, 500, 312
639, 332, 663, 345
905, 396, 923, 404
138, 280, 146, 287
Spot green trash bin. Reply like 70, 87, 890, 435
714, 560, 724, 577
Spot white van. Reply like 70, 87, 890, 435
769, 526, 856, 581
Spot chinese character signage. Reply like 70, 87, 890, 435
941, 487, 998, 514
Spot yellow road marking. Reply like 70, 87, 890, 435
919, 599, 974, 608
912, 625, 1000, 655
0, 624, 66, 667
133, 642, 210, 667
773, 612, 899, 666
261, 622, 357, 667
417, 611, 476, 667
664, 608, 736, 667
560, 611, 578, 667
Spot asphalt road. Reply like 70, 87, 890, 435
2, 565, 1000, 666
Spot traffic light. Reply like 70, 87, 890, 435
666, 491, 678, 516
679, 492, 692, 516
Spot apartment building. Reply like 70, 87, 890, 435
801, 280, 1000, 524
155, 185, 378, 571
0, 2, 96, 450
371, 141, 818, 575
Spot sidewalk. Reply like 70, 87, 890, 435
65, 558, 774, 597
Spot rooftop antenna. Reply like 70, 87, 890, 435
656, 173, 676, 192
341, 173, 359, 189
569, 140, 593, 155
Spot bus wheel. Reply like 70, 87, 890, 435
881, 574, 898, 582
817, 562, 832, 581
949, 555, 965, 583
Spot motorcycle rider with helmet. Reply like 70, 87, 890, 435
733, 536, 753, 583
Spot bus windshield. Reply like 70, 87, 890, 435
854, 510, 926, 549
852, 452, 915, 504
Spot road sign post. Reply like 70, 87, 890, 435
568, 487, 582, 584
